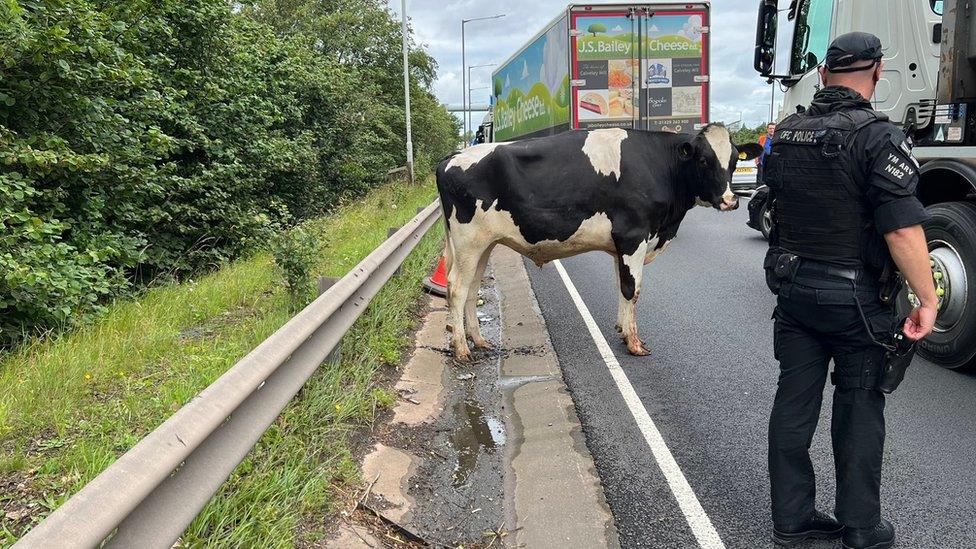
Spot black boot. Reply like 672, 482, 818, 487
842, 519, 895, 549
771, 510, 844, 546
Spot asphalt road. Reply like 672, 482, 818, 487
524, 202, 976, 548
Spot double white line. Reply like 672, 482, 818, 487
553, 259, 726, 549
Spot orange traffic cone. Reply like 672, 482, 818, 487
423, 256, 448, 296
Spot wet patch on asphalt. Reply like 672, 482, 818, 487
374, 268, 508, 547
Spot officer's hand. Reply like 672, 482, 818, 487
903, 305, 937, 341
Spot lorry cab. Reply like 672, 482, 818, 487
757, 0, 942, 125
475, 110, 492, 145
754, 0, 976, 370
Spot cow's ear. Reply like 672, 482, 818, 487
736, 143, 764, 161
678, 141, 695, 160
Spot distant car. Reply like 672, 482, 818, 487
731, 163, 759, 194
746, 185, 773, 240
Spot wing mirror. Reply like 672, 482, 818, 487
754, 0, 779, 76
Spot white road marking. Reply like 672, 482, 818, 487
552, 259, 726, 549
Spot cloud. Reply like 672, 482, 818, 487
390, 0, 780, 125
612, 25, 623, 32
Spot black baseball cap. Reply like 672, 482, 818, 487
824, 32, 883, 72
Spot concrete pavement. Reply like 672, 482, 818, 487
493, 246, 618, 548
333, 248, 618, 548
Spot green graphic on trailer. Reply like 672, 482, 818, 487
493, 16, 571, 141
575, 15, 703, 60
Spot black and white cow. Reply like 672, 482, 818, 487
436, 125, 763, 361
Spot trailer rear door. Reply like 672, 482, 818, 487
570, 3, 709, 134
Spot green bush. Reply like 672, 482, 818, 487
0, 0, 458, 344
272, 227, 318, 308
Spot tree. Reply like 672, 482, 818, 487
0, 0, 460, 345
588, 23, 606, 36
731, 123, 769, 147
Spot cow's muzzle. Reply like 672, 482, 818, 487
719, 196, 739, 211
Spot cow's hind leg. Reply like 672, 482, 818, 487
612, 255, 628, 340
616, 241, 650, 356
464, 243, 495, 348
444, 238, 456, 332
447, 241, 485, 362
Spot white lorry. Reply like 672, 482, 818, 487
754, 0, 976, 370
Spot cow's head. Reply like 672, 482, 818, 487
678, 125, 763, 211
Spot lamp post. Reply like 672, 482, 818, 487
755, 103, 770, 127
467, 63, 496, 144
400, 0, 414, 182
461, 14, 505, 146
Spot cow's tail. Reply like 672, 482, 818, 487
443, 233, 454, 301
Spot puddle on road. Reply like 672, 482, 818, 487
449, 400, 505, 487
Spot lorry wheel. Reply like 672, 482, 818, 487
760, 202, 773, 240
907, 202, 976, 370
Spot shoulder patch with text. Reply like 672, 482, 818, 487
874, 146, 918, 190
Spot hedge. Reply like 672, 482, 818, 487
0, 0, 458, 344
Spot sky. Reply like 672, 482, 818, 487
388, 0, 784, 130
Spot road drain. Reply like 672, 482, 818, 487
449, 400, 504, 486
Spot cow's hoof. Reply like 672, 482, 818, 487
453, 339, 473, 361
470, 336, 492, 349
446, 324, 454, 333
626, 338, 651, 356
628, 345, 651, 357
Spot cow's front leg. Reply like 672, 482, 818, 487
464, 244, 495, 349
616, 242, 650, 356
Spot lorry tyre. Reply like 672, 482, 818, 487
911, 202, 976, 370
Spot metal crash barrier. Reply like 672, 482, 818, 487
16, 201, 442, 549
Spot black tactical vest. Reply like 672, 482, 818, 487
765, 107, 887, 266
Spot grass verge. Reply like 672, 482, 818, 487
0, 180, 443, 546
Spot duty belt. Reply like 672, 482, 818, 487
791, 261, 877, 289
772, 256, 879, 295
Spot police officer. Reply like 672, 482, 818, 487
763, 32, 937, 548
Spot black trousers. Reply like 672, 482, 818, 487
769, 280, 895, 529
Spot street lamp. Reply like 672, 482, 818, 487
467, 63, 496, 143
462, 14, 505, 146
755, 104, 770, 126
400, 0, 414, 182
